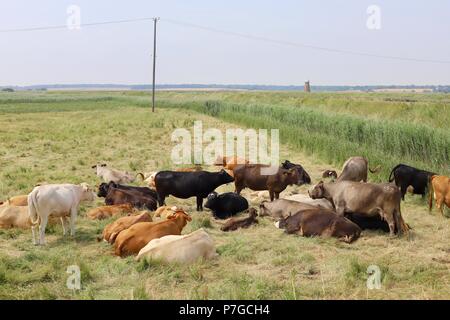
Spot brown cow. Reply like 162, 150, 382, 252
277, 208, 361, 243
220, 208, 258, 232
5, 195, 28, 206
100, 211, 152, 244
309, 181, 409, 236
0, 205, 31, 229
429, 175, 450, 216
114, 209, 192, 257
87, 203, 134, 220
215, 155, 249, 171
233, 164, 298, 201
104, 187, 157, 211
336, 156, 380, 182
322, 170, 338, 181
259, 198, 319, 220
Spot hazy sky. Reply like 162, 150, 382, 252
1, 0, 449, 86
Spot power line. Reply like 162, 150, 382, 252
0, 17, 154, 33
164, 18, 450, 65
1, 16, 449, 65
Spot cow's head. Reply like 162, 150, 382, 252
97, 182, 110, 197
281, 161, 311, 185
322, 170, 337, 180
204, 192, 218, 209
258, 200, 270, 217
219, 169, 234, 184
281, 168, 299, 185
168, 210, 192, 228
309, 181, 325, 199
80, 183, 96, 201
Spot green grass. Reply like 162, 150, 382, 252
0, 90, 449, 300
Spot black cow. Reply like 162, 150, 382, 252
97, 182, 158, 199
281, 160, 311, 185
388, 164, 436, 200
154, 169, 234, 211
204, 192, 249, 219
344, 213, 390, 233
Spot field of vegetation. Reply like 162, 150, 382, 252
0, 90, 449, 299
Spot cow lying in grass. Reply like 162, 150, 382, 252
99, 211, 152, 244
136, 228, 217, 264
114, 209, 192, 257
92, 163, 144, 184
87, 203, 134, 220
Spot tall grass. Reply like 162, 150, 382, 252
157, 99, 450, 179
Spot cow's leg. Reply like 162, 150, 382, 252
157, 193, 165, 207
60, 217, 67, 236
196, 197, 203, 211
400, 184, 407, 200
335, 203, 345, 216
382, 210, 396, 237
31, 225, 38, 245
69, 207, 77, 237
275, 192, 280, 200
235, 183, 244, 195
269, 190, 275, 202
436, 197, 444, 216
39, 216, 48, 245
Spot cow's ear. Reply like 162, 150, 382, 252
101, 164, 107, 167
91, 165, 97, 169
80, 183, 89, 191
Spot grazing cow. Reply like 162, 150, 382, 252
155, 169, 234, 211
429, 175, 450, 216
100, 187, 157, 211
276, 208, 361, 243
284, 193, 334, 210
92, 164, 144, 184
389, 164, 436, 200
100, 211, 152, 244
136, 228, 217, 264
0, 205, 31, 229
28, 183, 95, 245
281, 160, 311, 185
220, 208, 258, 232
214, 155, 249, 171
4, 195, 28, 206
204, 192, 249, 219
154, 206, 179, 220
322, 170, 338, 181
87, 203, 134, 220
259, 198, 319, 221
97, 182, 158, 200
337, 156, 380, 182
233, 164, 299, 201
114, 209, 192, 257
309, 181, 409, 236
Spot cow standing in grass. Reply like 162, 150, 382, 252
28, 183, 95, 245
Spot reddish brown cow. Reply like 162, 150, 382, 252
429, 175, 450, 216
100, 212, 152, 244
114, 210, 192, 257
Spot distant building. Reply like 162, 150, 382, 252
304, 81, 311, 93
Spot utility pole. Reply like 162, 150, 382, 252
152, 17, 160, 112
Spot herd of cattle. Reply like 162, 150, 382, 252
0, 155, 449, 265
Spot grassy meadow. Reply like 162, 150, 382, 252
0, 90, 449, 300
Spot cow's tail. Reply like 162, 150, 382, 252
369, 165, 381, 174
388, 164, 402, 182
428, 175, 436, 212
28, 192, 39, 225
135, 172, 145, 181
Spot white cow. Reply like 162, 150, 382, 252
283, 193, 334, 210
28, 183, 95, 245
136, 228, 217, 264
143, 171, 158, 189
92, 164, 144, 184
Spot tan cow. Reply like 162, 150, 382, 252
6, 195, 28, 206
87, 203, 134, 220
100, 211, 152, 244
153, 205, 179, 220
429, 175, 450, 216
0, 205, 31, 229
136, 228, 217, 264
